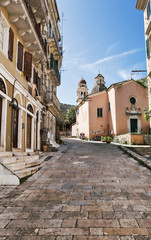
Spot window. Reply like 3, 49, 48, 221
0, 12, 9, 56
24, 51, 32, 81
146, 38, 150, 59
0, 22, 4, 50
147, 0, 151, 20
97, 108, 103, 117
17, 42, 23, 71
8, 28, 14, 61
108, 102, 110, 112
130, 97, 136, 105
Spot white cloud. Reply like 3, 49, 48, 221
106, 42, 119, 54
80, 48, 142, 71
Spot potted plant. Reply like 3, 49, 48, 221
42, 142, 47, 152
106, 136, 112, 144
101, 136, 107, 142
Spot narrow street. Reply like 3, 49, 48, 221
0, 139, 151, 239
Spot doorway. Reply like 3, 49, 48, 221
130, 119, 138, 133
13, 108, 19, 148
36, 111, 38, 149
27, 114, 32, 148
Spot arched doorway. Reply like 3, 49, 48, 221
13, 106, 19, 148
0, 78, 6, 146
27, 104, 34, 149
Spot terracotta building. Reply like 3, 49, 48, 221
76, 74, 149, 140
0, 0, 62, 152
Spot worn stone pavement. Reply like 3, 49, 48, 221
0, 139, 151, 239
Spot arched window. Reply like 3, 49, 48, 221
0, 78, 6, 94
27, 104, 34, 114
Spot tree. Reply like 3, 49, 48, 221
66, 106, 76, 126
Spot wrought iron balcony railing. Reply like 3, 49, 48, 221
47, 58, 61, 85
47, 28, 62, 56
46, 91, 60, 111
23, 0, 47, 56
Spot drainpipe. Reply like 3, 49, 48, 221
10, 79, 17, 151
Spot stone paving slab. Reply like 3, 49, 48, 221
0, 139, 151, 238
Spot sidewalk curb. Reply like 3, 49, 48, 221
119, 145, 151, 171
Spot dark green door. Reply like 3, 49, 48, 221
130, 119, 137, 133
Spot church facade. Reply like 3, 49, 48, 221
76, 74, 150, 139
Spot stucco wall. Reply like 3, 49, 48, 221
89, 91, 108, 139
76, 101, 89, 138
108, 88, 116, 135
114, 81, 149, 135
72, 123, 77, 137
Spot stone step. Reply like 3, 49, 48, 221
27, 152, 39, 156
0, 152, 12, 158
14, 165, 41, 179
0, 146, 5, 152
0, 155, 39, 165
6, 159, 43, 172
12, 148, 21, 152
13, 152, 27, 157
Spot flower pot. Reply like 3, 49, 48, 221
43, 145, 47, 152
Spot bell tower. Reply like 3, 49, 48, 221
77, 78, 88, 104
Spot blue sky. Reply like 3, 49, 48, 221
56, 0, 147, 105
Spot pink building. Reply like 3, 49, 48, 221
76, 74, 149, 140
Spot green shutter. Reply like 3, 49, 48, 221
147, 0, 151, 20
146, 38, 150, 59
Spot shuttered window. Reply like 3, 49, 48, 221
8, 28, 14, 61
146, 38, 150, 59
33, 68, 37, 84
37, 76, 41, 95
24, 51, 32, 79
97, 108, 103, 117
147, 0, 151, 20
17, 42, 23, 71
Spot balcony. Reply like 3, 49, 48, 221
47, 28, 62, 59
0, 0, 47, 62
46, 91, 60, 116
47, 58, 61, 86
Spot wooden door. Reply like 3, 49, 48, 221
13, 108, 19, 148
27, 114, 32, 148
0, 97, 2, 145
130, 119, 138, 133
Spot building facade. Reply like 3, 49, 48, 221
76, 75, 149, 139
0, 0, 62, 152
136, 0, 151, 127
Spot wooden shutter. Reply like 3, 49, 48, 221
37, 76, 40, 95
146, 38, 150, 59
8, 28, 14, 61
24, 51, 32, 79
147, 0, 151, 20
17, 42, 23, 71
33, 68, 38, 84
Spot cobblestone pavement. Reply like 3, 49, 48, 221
0, 139, 151, 239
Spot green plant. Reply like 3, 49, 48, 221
106, 136, 112, 142
101, 136, 106, 142
144, 107, 150, 121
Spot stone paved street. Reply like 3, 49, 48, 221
0, 139, 151, 239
